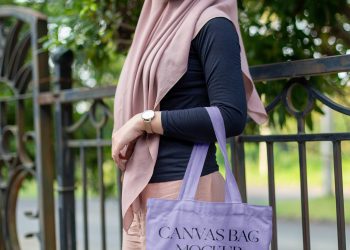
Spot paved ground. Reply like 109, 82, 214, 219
14, 198, 349, 250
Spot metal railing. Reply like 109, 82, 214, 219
0, 5, 56, 250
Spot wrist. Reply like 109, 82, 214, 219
136, 111, 163, 135
152, 111, 163, 135
134, 113, 146, 133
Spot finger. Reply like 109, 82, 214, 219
118, 145, 128, 159
120, 159, 126, 170
112, 142, 125, 161
112, 152, 117, 163
116, 160, 125, 171
122, 143, 135, 160
119, 152, 128, 160
112, 151, 125, 171
111, 147, 116, 161
120, 171, 125, 183
111, 139, 126, 171
119, 140, 136, 160
126, 141, 136, 158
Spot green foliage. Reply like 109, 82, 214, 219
239, 0, 350, 131
275, 196, 350, 223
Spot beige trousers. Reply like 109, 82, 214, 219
121, 170, 226, 250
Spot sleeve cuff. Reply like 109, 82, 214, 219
160, 110, 168, 136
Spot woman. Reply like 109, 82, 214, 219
111, 0, 268, 249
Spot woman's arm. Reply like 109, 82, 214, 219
155, 17, 247, 143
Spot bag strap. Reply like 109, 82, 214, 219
177, 106, 242, 203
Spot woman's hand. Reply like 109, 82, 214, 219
111, 111, 163, 171
111, 113, 145, 171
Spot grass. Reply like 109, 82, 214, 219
275, 196, 350, 223
246, 196, 350, 224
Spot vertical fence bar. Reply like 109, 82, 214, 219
32, 18, 57, 250
298, 139, 311, 250
230, 136, 247, 202
333, 140, 346, 250
296, 115, 311, 250
267, 142, 278, 250
52, 48, 76, 250
80, 146, 89, 250
0, 188, 4, 250
0, 102, 5, 250
116, 168, 123, 250
96, 128, 106, 250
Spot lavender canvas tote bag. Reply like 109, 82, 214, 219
146, 106, 273, 250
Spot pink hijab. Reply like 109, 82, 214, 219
113, 0, 268, 232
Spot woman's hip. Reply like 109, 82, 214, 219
139, 170, 225, 212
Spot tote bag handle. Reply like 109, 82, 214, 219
177, 106, 242, 203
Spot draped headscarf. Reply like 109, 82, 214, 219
113, 0, 268, 233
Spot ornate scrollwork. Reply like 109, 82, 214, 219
0, 20, 32, 94
65, 99, 113, 134
282, 78, 316, 118
0, 14, 39, 250
248, 77, 350, 128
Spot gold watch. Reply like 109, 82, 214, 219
141, 110, 155, 134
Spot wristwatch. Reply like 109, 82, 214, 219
141, 109, 155, 134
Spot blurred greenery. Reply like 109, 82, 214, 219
275, 196, 350, 223
248, 196, 350, 223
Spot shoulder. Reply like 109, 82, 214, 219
203, 16, 236, 31
192, 17, 239, 51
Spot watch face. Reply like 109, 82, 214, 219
142, 110, 155, 120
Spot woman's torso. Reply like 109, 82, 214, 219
149, 39, 219, 183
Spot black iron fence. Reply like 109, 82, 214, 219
0, 6, 349, 250
0, 5, 56, 250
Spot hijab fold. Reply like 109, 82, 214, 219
113, 0, 268, 233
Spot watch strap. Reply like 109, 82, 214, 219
144, 120, 153, 133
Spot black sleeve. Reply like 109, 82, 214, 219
161, 17, 247, 143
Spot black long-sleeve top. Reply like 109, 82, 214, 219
149, 17, 247, 183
